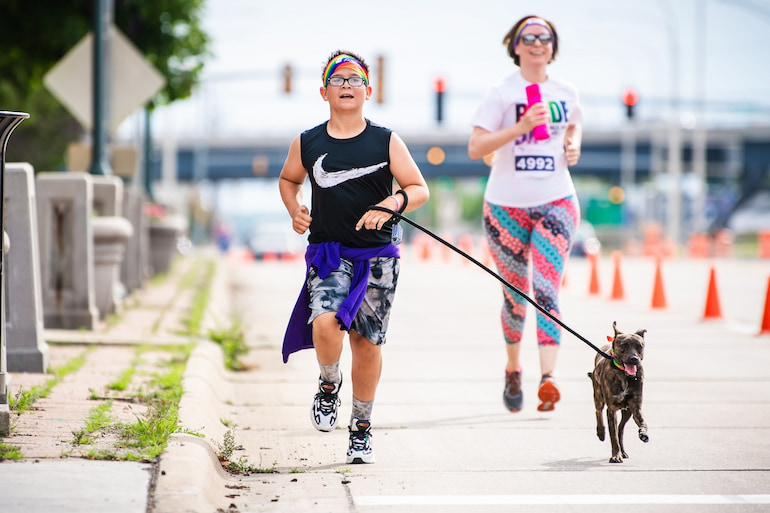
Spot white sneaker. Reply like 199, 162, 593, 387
346, 418, 374, 464
310, 375, 341, 432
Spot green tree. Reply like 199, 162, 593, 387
0, 0, 210, 171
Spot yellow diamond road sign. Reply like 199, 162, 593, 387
44, 25, 166, 133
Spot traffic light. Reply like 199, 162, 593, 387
433, 76, 446, 124
283, 64, 293, 94
622, 87, 638, 120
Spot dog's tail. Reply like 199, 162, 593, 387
587, 371, 593, 380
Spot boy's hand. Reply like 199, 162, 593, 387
292, 205, 312, 234
356, 198, 397, 231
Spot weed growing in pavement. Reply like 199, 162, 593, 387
84, 401, 114, 433
108, 364, 137, 392
72, 429, 92, 445
180, 260, 217, 336
217, 429, 236, 461
214, 428, 280, 475
209, 318, 248, 371
117, 346, 191, 460
227, 456, 278, 474
10, 350, 89, 413
0, 441, 23, 460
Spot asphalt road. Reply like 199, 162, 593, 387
192, 251, 770, 512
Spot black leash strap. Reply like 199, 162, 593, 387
371, 205, 612, 360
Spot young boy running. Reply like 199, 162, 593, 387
279, 50, 429, 463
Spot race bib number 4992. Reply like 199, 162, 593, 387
515, 155, 555, 172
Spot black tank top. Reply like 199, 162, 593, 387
301, 119, 393, 247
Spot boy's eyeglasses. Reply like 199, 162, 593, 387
520, 33, 553, 46
327, 76, 366, 87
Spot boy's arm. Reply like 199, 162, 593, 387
388, 133, 429, 212
279, 136, 312, 235
355, 132, 430, 232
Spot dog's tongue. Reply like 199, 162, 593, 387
624, 364, 637, 376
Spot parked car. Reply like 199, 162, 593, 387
727, 191, 770, 235
247, 221, 305, 260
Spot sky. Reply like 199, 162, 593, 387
139, 0, 770, 143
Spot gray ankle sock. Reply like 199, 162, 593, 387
351, 396, 373, 422
318, 360, 341, 383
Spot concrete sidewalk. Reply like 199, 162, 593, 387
154, 250, 770, 512
0, 249, 229, 513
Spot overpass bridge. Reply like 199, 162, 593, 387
156, 124, 769, 184
153, 124, 770, 232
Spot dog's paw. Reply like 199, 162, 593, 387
596, 427, 605, 441
609, 455, 624, 463
639, 428, 649, 443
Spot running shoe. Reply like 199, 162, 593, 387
310, 374, 342, 432
537, 374, 561, 412
503, 369, 523, 412
346, 418, 374, 464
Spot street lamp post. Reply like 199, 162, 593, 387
0, 111, 29, 435
89, 0, 113, 176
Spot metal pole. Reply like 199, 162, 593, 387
143, 107, 153, 200
692, 1, 708, 234
667, 122, 682, 246
89, 0, 113, 175
0, 111, 29, 431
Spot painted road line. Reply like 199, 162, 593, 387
355, 495, 770, 506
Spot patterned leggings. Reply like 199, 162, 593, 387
483, 196, 579, 347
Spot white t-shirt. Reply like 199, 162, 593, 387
471, 70, 583, 208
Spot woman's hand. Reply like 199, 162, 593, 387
564, 124, 582, 166
565, 140, 581, 166
521, 101, 550, 134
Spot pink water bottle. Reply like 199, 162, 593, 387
525, 84, 550, 141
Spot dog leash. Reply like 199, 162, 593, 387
372, 205, 613, 361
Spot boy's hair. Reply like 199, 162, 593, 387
502, 15, 559, 67
322, 50, 370, 82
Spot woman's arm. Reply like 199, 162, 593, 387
467, 101, 550, 160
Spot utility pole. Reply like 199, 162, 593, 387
89, 0, 113, 176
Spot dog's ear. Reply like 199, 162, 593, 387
613, 321, 620, 337
636, 329, 647, 338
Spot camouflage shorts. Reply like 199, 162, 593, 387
306, 257, 400, 345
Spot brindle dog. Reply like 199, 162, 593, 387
588, 321, 649, 463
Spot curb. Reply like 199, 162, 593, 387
152, 256, 237, 512
153, 434, 233, 513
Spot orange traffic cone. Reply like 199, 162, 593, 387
588, 253, 600, 296
651, 256, 667, 309
702, 266, 723, 320
760, 277, 770, 335
610, 251, 625, 300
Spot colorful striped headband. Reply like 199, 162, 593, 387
512, 17, 552, 47
322, 54, 369, 86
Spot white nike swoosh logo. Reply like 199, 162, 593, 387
312, 153, 388, 188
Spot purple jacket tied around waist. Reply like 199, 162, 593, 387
282, 241, 401, 363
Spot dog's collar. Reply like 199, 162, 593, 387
608, 349, 640, 381
608, 349, 626, 372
